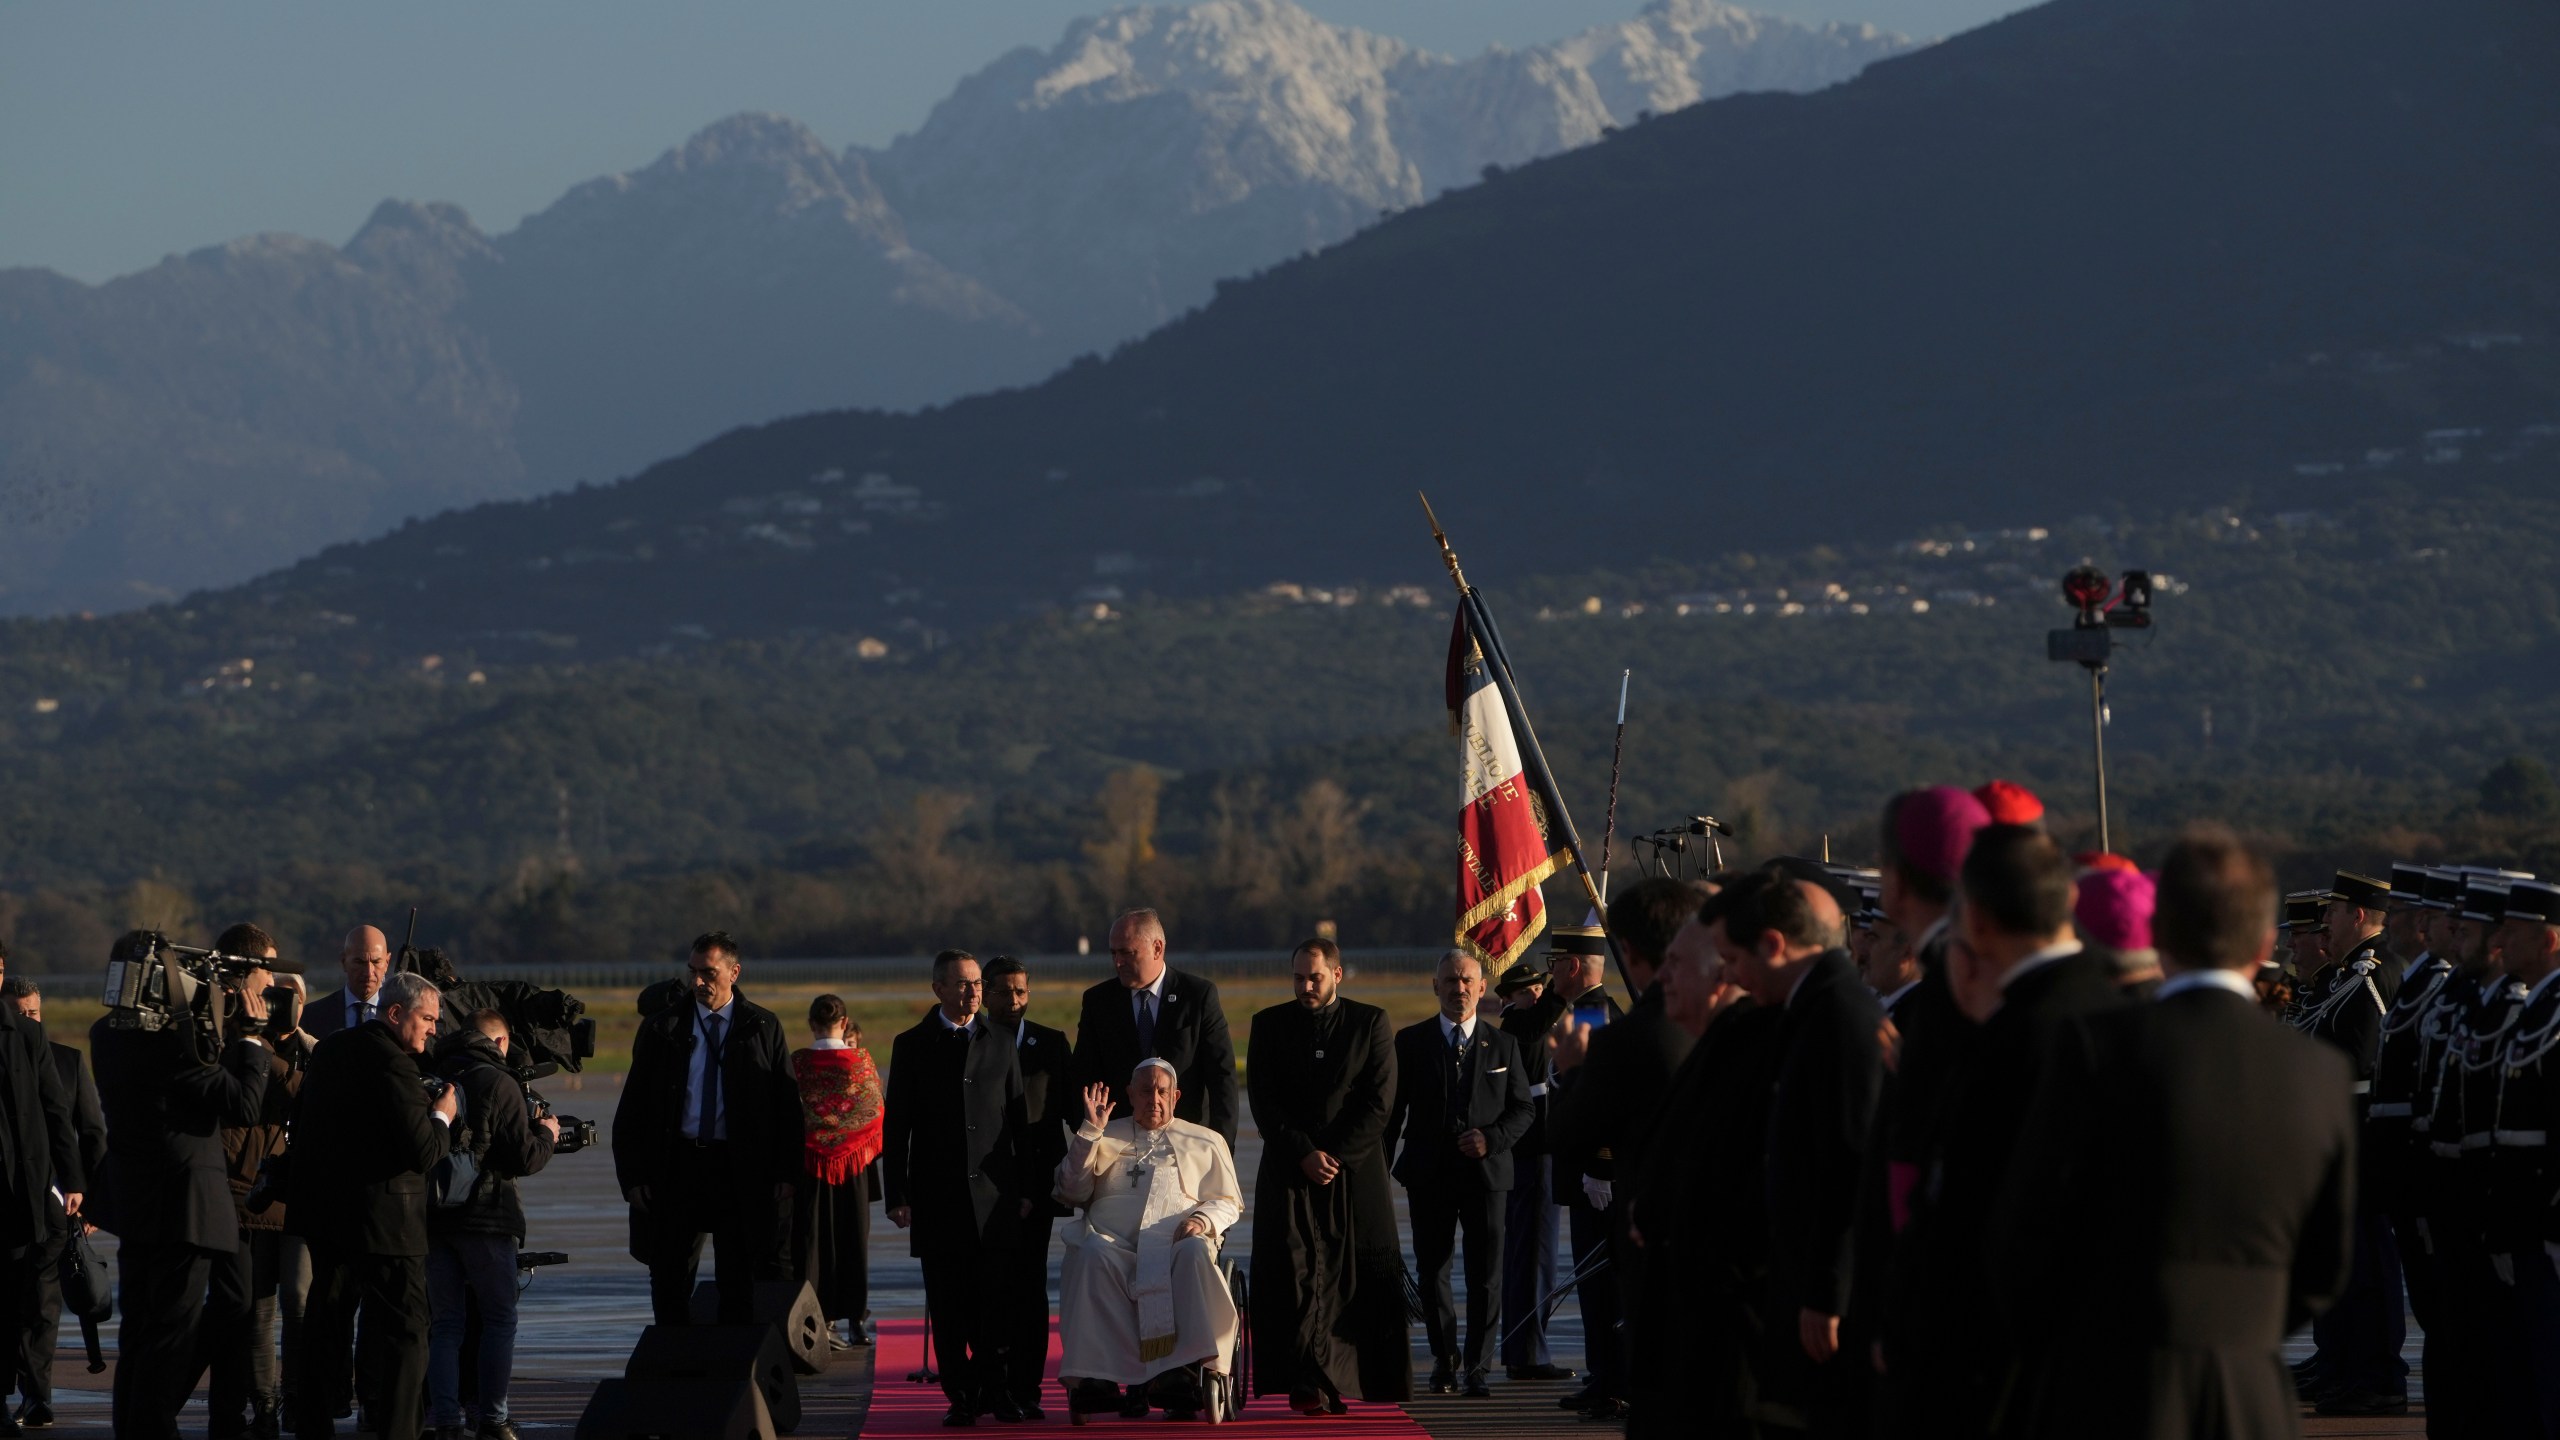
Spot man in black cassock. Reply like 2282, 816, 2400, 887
1247, 938, 1409, 1414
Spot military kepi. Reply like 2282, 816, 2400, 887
2505, 879, 2560, 926
1545, 924, 1609, 956
2327, 871, 2390, 909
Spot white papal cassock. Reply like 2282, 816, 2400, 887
1054, 1116, 1245, 1384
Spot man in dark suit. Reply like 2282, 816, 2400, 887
90, 936, 272, 1440
285, 970, 454, 1440
1995, 827, 2357, 1438
1879, 825, 2125, 1436
0, 977, 88, 1438
1546, 879, 1703, 1420
1247, 939, 1408, 1413
1624, 913, 1784, 1440
882, 951, 1031, 1427
612, 932, 802, 1328
299, 928, 390, 1042
984, 955, 1073, 1421
1710, 866, 1883, 1439
3, 978, 107, 1430
1070, 910, 1237, 1149
1388, 951, 1534, 1397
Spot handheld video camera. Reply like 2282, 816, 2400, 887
520, 1065, 598, 1155
101, 931, 305, 1055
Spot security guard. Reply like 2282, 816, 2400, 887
2293, 871, 2405, 1414
2366, 868, 2458, 1426
2424, 872, 2532, 1434
2487, 878, 2560, 1433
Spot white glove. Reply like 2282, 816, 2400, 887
2491, 1252, 2516, 1286
1581, 1175, 1613, 1210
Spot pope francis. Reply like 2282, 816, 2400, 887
1055, 1059, 1245, 1419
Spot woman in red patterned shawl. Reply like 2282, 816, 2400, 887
792, 993, 884, 1346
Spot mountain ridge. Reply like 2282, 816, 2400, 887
0, 0, 1902, 615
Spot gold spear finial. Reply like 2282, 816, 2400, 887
1420, 491, 1470, 593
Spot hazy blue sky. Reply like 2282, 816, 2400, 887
3, 0, 2025, 283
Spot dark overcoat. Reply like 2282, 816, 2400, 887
88, 1017, 265, 1250
285, 1020, 447, 1257
879, 1014, 1028, 1257
0, 1008, 82, 1255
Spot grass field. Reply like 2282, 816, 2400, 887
33, 973, 1457, 1083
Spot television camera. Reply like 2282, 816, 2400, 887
101, 931, 304, 1057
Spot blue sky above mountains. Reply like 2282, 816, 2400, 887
2, 0, 2021, 282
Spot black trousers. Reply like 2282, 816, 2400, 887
114, 1240, 213, 1440
1409, 1183, 1506, 1375
296, 1245, 426, 1440
1567, 1203, 1621, 1399
17, 1222, 68, 1406
2309, 1202, 2407, 1396
200, 1229, 284, 1432
640, 1143, 789, 1327
921, 1240, 1011, 1406
1002, 1212, 1055, 1406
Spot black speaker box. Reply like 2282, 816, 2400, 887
628, 1324, 802, 1434
574, 1377, 776, 1440
685, 1280, 829, 1375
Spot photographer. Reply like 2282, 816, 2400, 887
89, 932, 273, 1440
197, 925, 308, 1440
286, 972, 456, 1440
424, 1010, 558, 1440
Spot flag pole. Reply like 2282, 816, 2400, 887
1598, 669, 1630, 904
1424, 494, 1630, 990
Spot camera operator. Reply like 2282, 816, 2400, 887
1, 978, 104, 1432
89, 931, 273, 1440
286, 971, 456, 1440
424, 1010, 557, 1440
193, 925, 309, 1440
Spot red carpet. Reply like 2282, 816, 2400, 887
859, 1319, 1425, 1436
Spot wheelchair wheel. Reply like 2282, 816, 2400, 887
1227, 1265, 1252, 1416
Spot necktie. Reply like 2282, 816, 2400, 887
355, 1000, 371, 1027
700, 1013, 725, 1142
1136, 992, 1158, 1059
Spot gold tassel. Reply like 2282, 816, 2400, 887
1137, 1334, 1176, 1363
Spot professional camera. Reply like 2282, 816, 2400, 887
101, 931, 305, 1054
519, 1065, 598, 1155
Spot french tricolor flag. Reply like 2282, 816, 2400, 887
1447, 608, 1565, 970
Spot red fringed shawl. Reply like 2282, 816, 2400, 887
793, 1046, 884, 1185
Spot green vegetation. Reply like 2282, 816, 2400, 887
7, 483, 2560, 973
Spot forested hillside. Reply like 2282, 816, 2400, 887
8, 476, 2560, 971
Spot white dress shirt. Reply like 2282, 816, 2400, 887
1439, 1014, 1477, 1049
680, 998, 737, 1140
2156, 968, 2259, 1002
346, 992, 379, 1030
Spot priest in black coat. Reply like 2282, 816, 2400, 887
985, 955, 1075, 1419
1994, 827, 2356, 1440
1247, 938, 1408, 1412
1879, 825, 2126, 1437
1071, 910, 1239, 1149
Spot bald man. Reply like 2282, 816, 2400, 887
304, 928, 391, 1041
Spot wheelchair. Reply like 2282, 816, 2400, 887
1064, 1258, 1251, 1425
